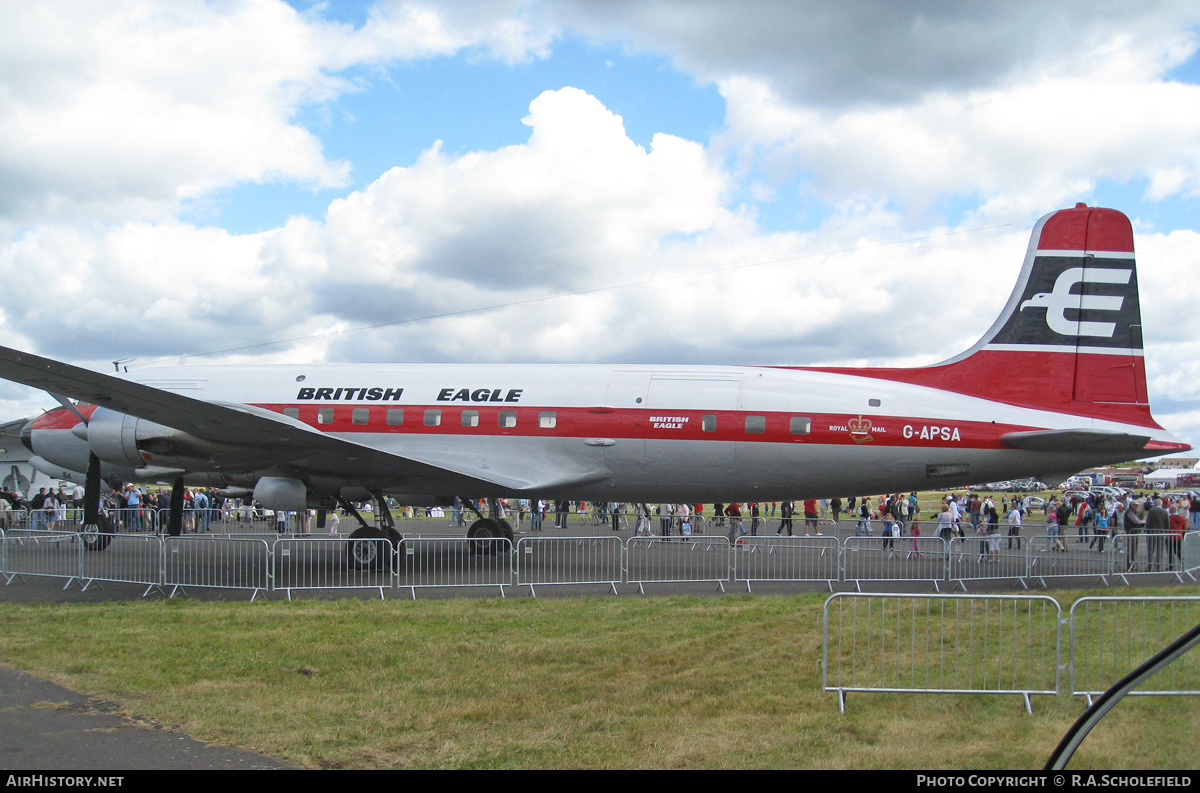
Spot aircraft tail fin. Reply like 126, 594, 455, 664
814, 204, 1159, 427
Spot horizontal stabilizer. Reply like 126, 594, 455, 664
1000, 429, 1151, 454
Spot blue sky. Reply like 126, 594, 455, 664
178, 3, 1200, 242
3, 0, 1200, 460
194, 34, 727, 233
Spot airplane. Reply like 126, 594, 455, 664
2, 203, 1190, 559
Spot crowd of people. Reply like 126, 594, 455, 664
0, 484, 314, 534
924, 490, 1197, 570
4, 485, 1198, 568
449, 490, 1198, 570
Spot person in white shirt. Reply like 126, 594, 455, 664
1006, 505, 1022, 551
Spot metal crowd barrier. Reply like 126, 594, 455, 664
13, 508, 80, 532
1068, 596, 1200, 705
81, 534, 165, 595
947, 535, 1031, 590
5, 529, 1200, 598
273, 537, 394, 600
1183, 532, 1200, 579
398, 537, 513, 599
1112, 532, 1188, 583
164, 536, 271, 600
732, 536, 840, 591
625, 535, 732, 593
182, 507, 221, 533
842, 536, 948, 591
515, 535, 624, 596
2, 529, 85, 588
822, 593, 1063, 713
1026, 534, 1118, 586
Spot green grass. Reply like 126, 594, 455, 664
0, 589, 1196, 769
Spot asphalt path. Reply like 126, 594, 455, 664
0, 666, 298, 770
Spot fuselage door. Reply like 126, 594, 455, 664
602, 371, 650, 464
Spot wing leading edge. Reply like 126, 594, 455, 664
0, 345, 607, 494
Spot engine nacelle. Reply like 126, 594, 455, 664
22, 413, 93, 473
20, 409, 140, 486
253, 477, 308, 512
86, 407, 281, 472
84, 408, 145, 468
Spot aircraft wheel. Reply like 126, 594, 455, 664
467, 518, 507, 554
385, 527, 405, 560
497, 519, 514, 542
346, 526, 393, 571
81, 514, 114, 552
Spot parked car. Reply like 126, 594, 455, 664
1089, 486, 1127, 500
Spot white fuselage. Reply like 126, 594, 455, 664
95, 361, 1170, 501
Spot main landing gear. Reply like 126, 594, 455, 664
463, 497, 514, 554
338, 494, 514, 565
81, 512, 115, 552
81, 451, 114, 551
343, 493, 402, 570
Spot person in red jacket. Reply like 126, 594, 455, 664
725, 502, 744, 538
1167, 505, 1187, 570
803, 499, 821, 535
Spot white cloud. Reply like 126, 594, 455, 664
0, 87, 734, 365
0, 1, 557, 226
306, 87, 728, 303
357, 0, 557, 65
2, 86, 1031, 373
537, 2, 1200, 228
0, 1, 344, 223
553, 0, 1200, 106
1, 220, 288, 360
715, 72, 1200, 223
1138, 229, 1200, 427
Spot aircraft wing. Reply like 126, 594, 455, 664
0, 345, 607, 493
0, 416, 30, 436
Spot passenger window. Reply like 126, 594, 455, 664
499, 411, 517, 428
789, 416, 811, 435
424, 409, 441, 427
317, 408, 334, 425
538, 411, 557, 429
283, 407, 299, 420
461, 410, 479, 428
744, 415, 766, 434
352, 408, 369, 425
702, 414, 717, 432
386, 409, 404, 426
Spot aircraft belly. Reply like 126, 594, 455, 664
599, 442, 1125, 502
292, 428, 1145, 503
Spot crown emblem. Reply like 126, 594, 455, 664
847, 415, 873, 444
